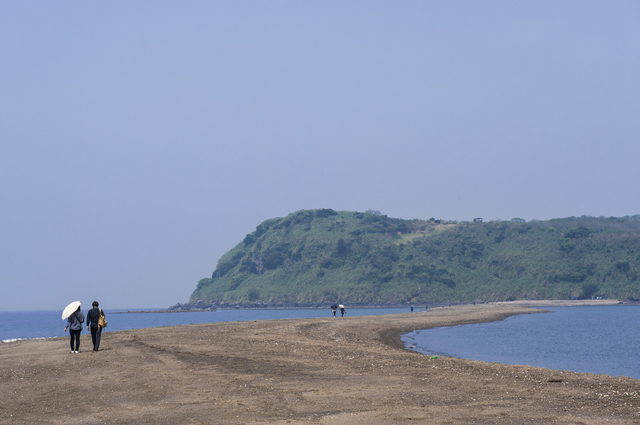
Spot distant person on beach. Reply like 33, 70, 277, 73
340, 306, 346, 317
331, 304, 337, 317
410, 305, 414, 312
86, 301, 105, 351
64, 306, 84, 353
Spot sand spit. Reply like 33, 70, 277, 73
1, 304, 638, 424
494, 299, 624, 307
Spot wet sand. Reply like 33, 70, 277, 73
1, 304, 638, 424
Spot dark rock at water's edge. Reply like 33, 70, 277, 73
169, 300, 217, 311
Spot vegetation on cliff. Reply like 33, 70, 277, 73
190, 210, 640, 306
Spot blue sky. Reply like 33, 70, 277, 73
1, 1, 638, 311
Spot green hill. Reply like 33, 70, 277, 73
188, 210, 640, 307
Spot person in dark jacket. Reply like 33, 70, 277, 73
86, 301, 105, 351
64, 306, 84, 353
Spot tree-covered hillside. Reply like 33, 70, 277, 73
189, 210, 640, 307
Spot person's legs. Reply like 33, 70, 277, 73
91, 325, 98, 350
70, 329, 80, 351
69, 332, 75, 352
95, 328, 101, 350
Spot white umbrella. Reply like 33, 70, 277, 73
339, 304, 344, 309
62, 301, 81, 320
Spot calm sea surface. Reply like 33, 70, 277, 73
0, 307, 408, 342
402, 305, 640, 380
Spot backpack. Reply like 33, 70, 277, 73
98, 308, 108, 328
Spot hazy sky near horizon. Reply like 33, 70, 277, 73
1, 2, 638, 311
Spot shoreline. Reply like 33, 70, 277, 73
0, 299, 629, 345
1, 304, 638, 424
116, 298, 628, 314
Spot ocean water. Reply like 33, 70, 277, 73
402, 305, 640, 380
0, 307, 408, 342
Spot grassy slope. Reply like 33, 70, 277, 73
191, 210, 640, 305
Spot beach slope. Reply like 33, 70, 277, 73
1, 304, 638, 424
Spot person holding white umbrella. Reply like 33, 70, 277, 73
62, 301, 84, 353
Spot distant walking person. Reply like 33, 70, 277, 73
64, 306, 84, 353
86, 301, 106, 351
331, 304, 337, 317
340, 305, 346, 317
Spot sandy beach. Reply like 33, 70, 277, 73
1, 303, 638, 424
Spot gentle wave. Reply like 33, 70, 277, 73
2, 337, 47, 343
